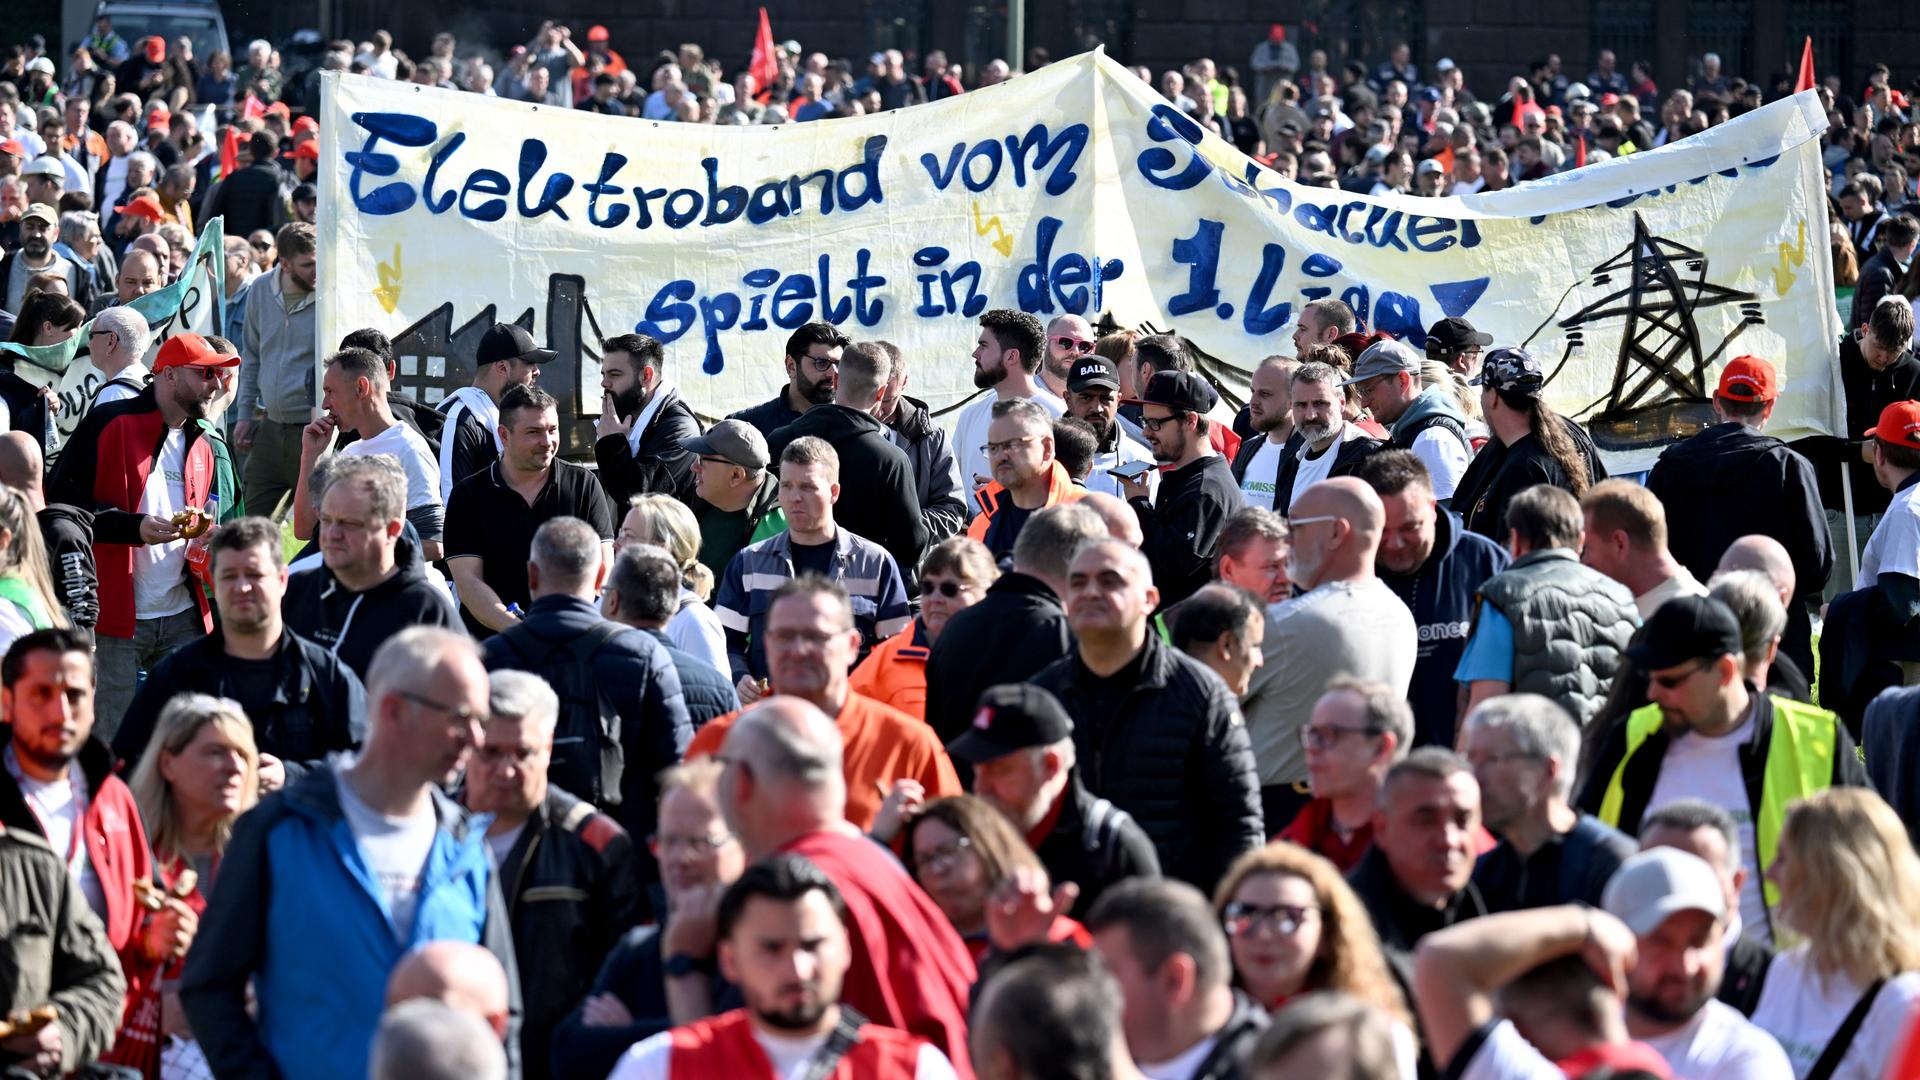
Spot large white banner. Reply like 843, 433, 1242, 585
318, 52, 1841, 467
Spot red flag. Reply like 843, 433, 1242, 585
1794, 36, 1815, 94
241, 93, 265, 120
749, 7, 779, 104
1575, 134, 1587, 169
219, 125, 239, 180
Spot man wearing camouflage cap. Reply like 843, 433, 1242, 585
1451, 346, 1606, 541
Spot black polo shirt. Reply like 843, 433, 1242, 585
445, 459, 616, 637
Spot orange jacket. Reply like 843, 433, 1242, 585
966, 460, 1086, 544
848, 619, 931, 721
686, 690, 961, 831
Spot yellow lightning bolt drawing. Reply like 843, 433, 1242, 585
973, 202, 1014, 258
1771, 220, 1806, 296
374, 246, 403, 314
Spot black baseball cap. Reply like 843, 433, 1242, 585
1126, 370, 1218, 414
1067, 355, 1120, 394
1625, 595, 1743, 671
946, 684, 1074, 763
1427, 317, 1493, 355
477, 323, 556, 367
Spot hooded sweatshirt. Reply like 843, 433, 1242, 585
1379, 509, 1510, 748
282, 529, 461, 679
768, 403, 928, 579
1388, 387, 1472, 500
39, 503, 96, 628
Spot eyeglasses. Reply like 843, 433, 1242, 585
1648, 660, 1712, 691
697, 455, 738, 468
1300, 724, 1379, 750
649, 831, 736, 857
1222, 902, 1319, 937
803, 354, 839, 373
1140, 412, 1189, 432
981, 435, 1040, 456
919, 579, 972, 598
1053, 335, 1095, 354
915, 836, 973, 876
395, 689, 485, 726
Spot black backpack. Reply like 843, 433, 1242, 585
494, 620, 627, 809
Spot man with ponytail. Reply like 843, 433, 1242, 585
1451, 347, 1606, 542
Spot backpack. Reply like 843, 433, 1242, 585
494, 620, 627, 809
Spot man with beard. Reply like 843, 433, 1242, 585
1345, 339, 1472, 500
438, 323, 547, 502
871, 342, 968, 542
0, 203, 81, 312
49, 333, 242, 739
1358, 451, 1508, 748
1064, 353, 1156, 501
1119, 371, 1243, 609
1040, 313, 1096, 399
1289, 298, 1354, 360
1230, 356, 1299, 512
953, 310, 1064, 516
593, 332, 702, 506
608, 854, 959, 1079
966, 398, 1085, 561
729, 322, 849, 439
1600, 848, 1793, 1078
1270, 357, 1381, 513
112, 517, 364, 782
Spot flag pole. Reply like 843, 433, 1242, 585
1842, 459, 1860, 589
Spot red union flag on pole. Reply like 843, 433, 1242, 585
1795, 37, 1815, 94
749, 8, 778, 103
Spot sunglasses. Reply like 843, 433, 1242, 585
918, 579, 970, 598
250, 241, 271, 251
1053, 335, 1095, 354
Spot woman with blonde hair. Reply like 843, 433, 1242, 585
1749, 788, 1920, 1079
0, 485, 69, 651
849, 535, 995, 719
617, 493, 725, 671
1213, 841, 1417, 1078
902, 795, 1090, 963
123, 694, 261, 1078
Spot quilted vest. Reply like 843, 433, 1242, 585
1477, 548, 1637, 725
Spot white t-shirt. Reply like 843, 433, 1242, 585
132, 426, 194, 619
952, 389, 1065, 515
1286, 423, 1370, 511
1635, 566, 1710, 621
1454, 1020, 1562, 1080
609, 1023, 958, 1080
1749, 946, 1920, 1080
335, 770, 439, 942
87, 362, 149, 408
1409, 426, 1472, 500
1642, 708, 1768, 944
1638, 999, 1794, 1080
1237, 437, 1285, 511
667, 591, 728, 673
342, 421, 443, 511
1857, 478, 1920, 588
6, 748, 107, 919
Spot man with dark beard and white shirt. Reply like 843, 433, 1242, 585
1230, 355, 1300, 512
952, 310, 1064, 515
1063, 353, 1156, 500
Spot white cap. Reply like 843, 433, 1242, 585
1602, 847, 1725, 936
26, 57, 55, 76
1436, 58, 1457, 73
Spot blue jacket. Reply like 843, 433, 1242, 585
179, 758, 521, 1080
1380, 509, 1510, 749
644, 628, 739, 729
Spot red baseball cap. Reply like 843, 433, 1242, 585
1715, 356, 1778, 403
587, 25, 610, 42
0, 139, 22, 157
144, 36, 165, 62
292, 116, 319, 134
1866, 401, 1920, 448
154, 334, 241, 371
288, 141, 319, 160
122, 193, 166, 222
145, 107, 170, 130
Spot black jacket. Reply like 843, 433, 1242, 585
1453, 419, 1608, 541
0, 364, 51, 453
39, 503, 95, 629
1794, 333, 1920, 517
1646, 421, 1831, 674
593, 385, 702, 506
924, 572, 1072, 745
112, 627, 367, 775
643, 627, 739, 728
550, 924, 742, 1080
1228, 428, 1302, 482
1131, 454, 1245, 609
768, 403, 927, 578
1348, 845, 1489, 995
201, 159, 285, 238
1033, 633, 1264, 890
727, 389, 805, 439
1719, 935, 1773, 1017
1470, 813, 1637, 914
1032, 773, 1162, 919
489, 786, 642, 1080
1186, 992, 1270, 1080
482, 595, 694, 843
885, 395, 969, 542
1852, 247, 1904, 328
282, 530, 460, 679
1272, 429, 1382, 513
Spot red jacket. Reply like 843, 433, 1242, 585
0, 732, 154, 1057
668, 1009, 923, 1079
781, 829, 977, 1077
44, 388, 241, 639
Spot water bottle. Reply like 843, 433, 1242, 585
185, 493, 220, 584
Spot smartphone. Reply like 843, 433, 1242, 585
1106, 461, 1154, 481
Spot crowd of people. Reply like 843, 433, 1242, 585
3, 14, 1920, 1080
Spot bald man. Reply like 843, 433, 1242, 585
1078, 490, 1144, 547
1034, 538, 1265, 887
1243, 478, 1417, 832
109, 246, 162, 306
0, 431, 96, 627
1715, 533, 1817, 675
386, 941, 511, 1039
713, 697, 976, 1072
1042, 313, 1096, 399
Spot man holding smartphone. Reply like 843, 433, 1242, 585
1065, 355, 1158, 500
